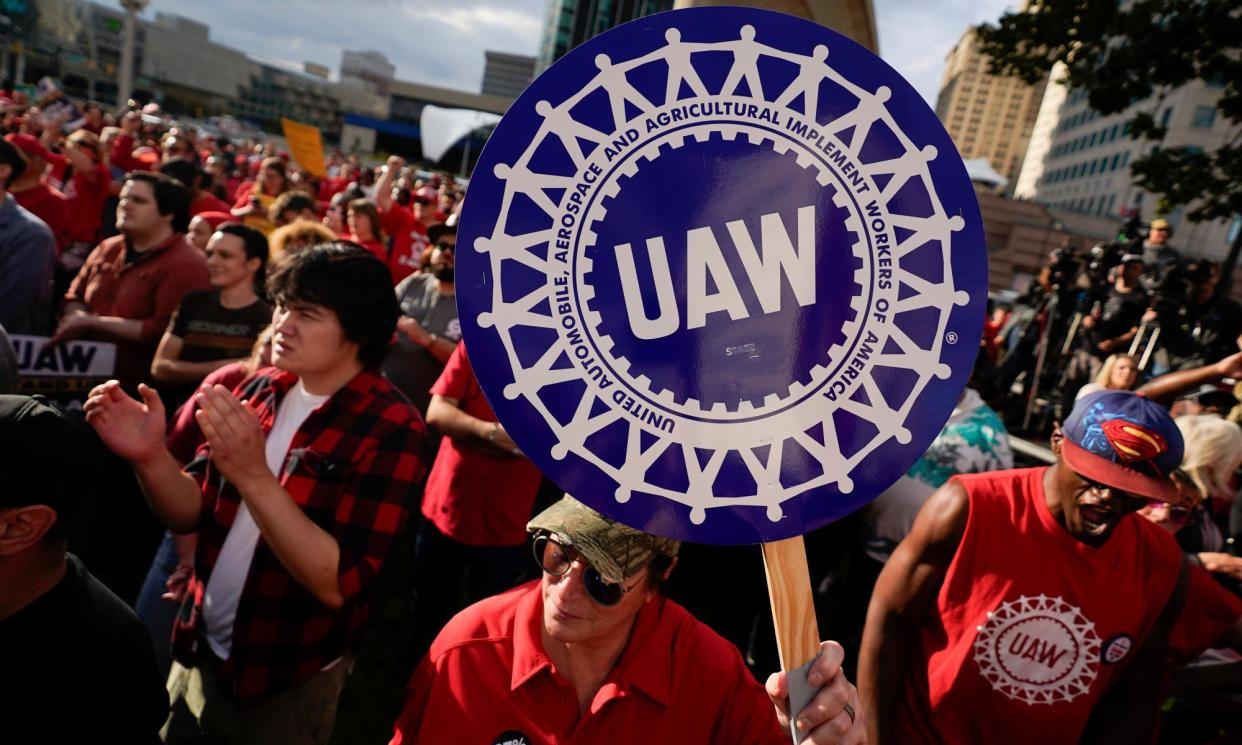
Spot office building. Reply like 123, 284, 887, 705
935, 27, 1045, 191
537, 0, 674, 72
481, 51, 535, 99
1015, 74, 1237, 260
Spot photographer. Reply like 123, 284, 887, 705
1081, 253, 1151, 359
1141, 218, 1182, 286
1160, 260, 1242, 372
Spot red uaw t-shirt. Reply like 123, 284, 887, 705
421, 344, 542, 546
897, 467, 1187, 744
380, 203, 427, 285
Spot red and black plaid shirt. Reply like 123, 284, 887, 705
178, 367, 426, 702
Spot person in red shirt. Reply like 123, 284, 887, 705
374, 156, 428, 284
411, 342, 542, 652
859, 391, 1242, 744
4, 133, 70, 249
110, 111, 151, 174
58, 130, 112, 266
391, 495, 865, 745
344, 198, 388, 264
159, 157, 232, 217
54, 172, 210, 391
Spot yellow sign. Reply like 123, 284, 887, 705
280, 118, 327, 178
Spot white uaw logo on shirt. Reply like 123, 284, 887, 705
972, 594, 1101, 705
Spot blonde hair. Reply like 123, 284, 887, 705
1094, 353, 1138, 389
1176, 414, 1242, 500
268, 219, 337, 263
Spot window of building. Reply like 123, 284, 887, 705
1160, 107, 1173, 128
1191, 105, 1217, 128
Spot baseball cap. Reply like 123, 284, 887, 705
4, 133, 50, 161
527, 495, 680, 584
1178, 384, 1239, 412
0, 395, 105, 530
1061, 391, 1183, 502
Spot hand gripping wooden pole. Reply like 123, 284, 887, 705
762, 535, 821, 743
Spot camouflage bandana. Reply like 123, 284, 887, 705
527, 495, 680, 584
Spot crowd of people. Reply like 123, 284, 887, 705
1, 89, 1241, 745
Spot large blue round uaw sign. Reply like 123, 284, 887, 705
457, 6, 987, 544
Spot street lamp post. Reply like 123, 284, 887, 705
117, 0, 148, 107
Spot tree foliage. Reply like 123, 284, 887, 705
976, 0, 1242, 222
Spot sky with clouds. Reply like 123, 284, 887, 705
145, 0, 1018, 106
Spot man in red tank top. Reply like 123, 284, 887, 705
859, 391, 1242, 744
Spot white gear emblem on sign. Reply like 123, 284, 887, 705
973, 594, 1102, 705
474, 23, 970, 526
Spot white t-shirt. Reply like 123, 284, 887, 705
203, 381, 330, 660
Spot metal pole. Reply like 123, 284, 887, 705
118, 0, 149, 106
1138, 327, 1161, 372
1128, 320, 1149, 356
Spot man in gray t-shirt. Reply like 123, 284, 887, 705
383, 224, 459, 416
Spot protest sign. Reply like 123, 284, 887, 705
11, 335, 117, 409
281, 118, 328, 178
455, 7, 987, 728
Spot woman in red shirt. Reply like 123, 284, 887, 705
345, 198, 389, 265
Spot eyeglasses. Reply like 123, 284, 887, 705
531, 532, 637, 607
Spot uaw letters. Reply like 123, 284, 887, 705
550, 100, 887, 431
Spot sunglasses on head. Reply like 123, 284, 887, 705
531, 532, 637, 607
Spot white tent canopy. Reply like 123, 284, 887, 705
963, 157, 1008, 189
419, 105, 503, 163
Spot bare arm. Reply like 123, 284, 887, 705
1138, 351, 1242, 404
375, 155, 403, 213
396, 316, 457, 364
150, 332, 244, 384
858, 480, 968, 745
426, 394, 521, 457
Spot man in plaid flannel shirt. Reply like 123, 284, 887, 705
86, 243, 426, 744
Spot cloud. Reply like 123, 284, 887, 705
138, 1, 1023, 106
143, 0, 544, 92
875, 0, 1019, 105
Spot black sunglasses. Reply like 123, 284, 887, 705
531, 532, 636, 607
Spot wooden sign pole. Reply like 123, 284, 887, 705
762, 535, 822, 743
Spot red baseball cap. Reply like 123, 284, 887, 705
5, 133, 50, 161
193, 211, 236, 230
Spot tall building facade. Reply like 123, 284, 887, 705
536, 0, 674, 72
481, 51, 535, 99
1015, 75, 1237, 260
935, 27, 1045, 191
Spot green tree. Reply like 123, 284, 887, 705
976, 1, 1241, 246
